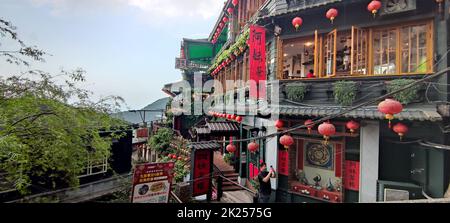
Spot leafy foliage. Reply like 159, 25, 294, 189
208, 29, 250, 73
149, 128, 174, 154
386, 79, 420, 105
333, 81, 357, 106
0, 19, 126, 195
285, 83, 307, 102
159, 156, 189, 183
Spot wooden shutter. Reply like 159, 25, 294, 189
351, 26, 369, 75
324, 29, 337, 77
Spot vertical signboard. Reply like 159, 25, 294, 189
278, 150, 289, 176
131, 162, 175, 203
192, 149, 212, 197
344, 161, 360, 191
249, 25, 266, 100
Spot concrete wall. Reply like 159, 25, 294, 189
359, 121, 380, 203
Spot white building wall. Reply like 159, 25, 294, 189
359, 121, 380, 203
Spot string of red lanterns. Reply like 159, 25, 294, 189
318, 122, 336, 144
279, 134, 294, 149
326, 8, 338, 24
377, 98, 403, 128
248, 141, 259, 153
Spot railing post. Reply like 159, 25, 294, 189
217, 176, 223, 201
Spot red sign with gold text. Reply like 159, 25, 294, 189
249, 25, 266, 100
278, 150, 289, 176
192, 149, 212, 197
344, 161, 360, 191
131, 162, 175, 203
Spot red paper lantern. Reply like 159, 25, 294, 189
326, 8, 338, 23
279, 134, 294, 149
223, 17, 229, 23
393, 123, 408, 140
292, 17, 303, 30
346, 120, 360, 134
226, 144, 237, 153
168, 154, 173, 158
227, 114, 232, 120
378, 98, 403, 128
232, 0, 239, 7
172, 154, 177, 159
275, 120, 284, 130
247, 142, 259, 153
227, 7, 234, 15
219, 22, 224, 28
178, 156, 183, 160
367, 0, 382, 17
231, 114, 236, 120
235, 116, 242, 123
304, 119, 314, 134
318, 122, 336, 144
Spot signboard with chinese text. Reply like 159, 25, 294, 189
131, 162, 175, 203
278, 150, 289, 176
249, 25, 266, 100
192, 149, 212, 197
344, 161, 360, 191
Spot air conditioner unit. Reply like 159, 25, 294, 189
376, 180, 425, 202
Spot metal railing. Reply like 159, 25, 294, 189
212, 165, 257, 202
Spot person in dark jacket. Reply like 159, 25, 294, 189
257, 162, 276, 203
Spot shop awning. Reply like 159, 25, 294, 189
206, 121, 240, 132
261, 105, 443, 122
188, 142, 222, 150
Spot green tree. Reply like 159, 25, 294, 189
148, 128, 174, 154
0, 19, 126, 194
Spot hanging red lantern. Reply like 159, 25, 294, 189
346, 120, 360, 134
231, 114, 236, 120
227, 114, 232, 120
248, 142, 259, 153
178, 156, 183, 160
275, 120, 284, 130
326, 8, 338, 24
318, 122, 336, 144
304, 119, 314, 134
226, 144, 236, 153
172, 154, 178, 159
219, 22, 224, 28
235, 116, 242, 123
223, 16, 229, 23
292, 17, 303, 30
227, 7, 234, 15
232, 0, 239, 7
168, 154, 173, 158
393, 123, 408, 141
378, 98, 403, 128
279, 134, 294, 149
367, 0, 382, 17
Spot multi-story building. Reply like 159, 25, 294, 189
169, 0, 450, 203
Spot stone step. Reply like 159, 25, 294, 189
220, 190, 254, 203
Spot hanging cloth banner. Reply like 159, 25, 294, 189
249, 25, 266, 100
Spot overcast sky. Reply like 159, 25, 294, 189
1, 0, 224, 109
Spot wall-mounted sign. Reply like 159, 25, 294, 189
249, 25, 266, 100
131, 162, 175, 203
380, 0, 416, 15
192, 149, 212, 197
344, 161, 360, 191
278, 150, 289, 176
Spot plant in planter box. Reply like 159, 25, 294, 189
285, 83, 307, 102
223, 153, 234, 164
386, 79, 420, 105
333, 81, 357, 106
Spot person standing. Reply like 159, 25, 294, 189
257, 162, 276, 203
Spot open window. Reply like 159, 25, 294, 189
351, 26, 369, 75
323, 29, 337, 77
282, 36, 316, 79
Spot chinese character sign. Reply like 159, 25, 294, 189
249, 25, 266, 100
131, 162, 175, 203
192, 149, 212, 197
278, 150, 289, 176
344, 161, 360, 191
